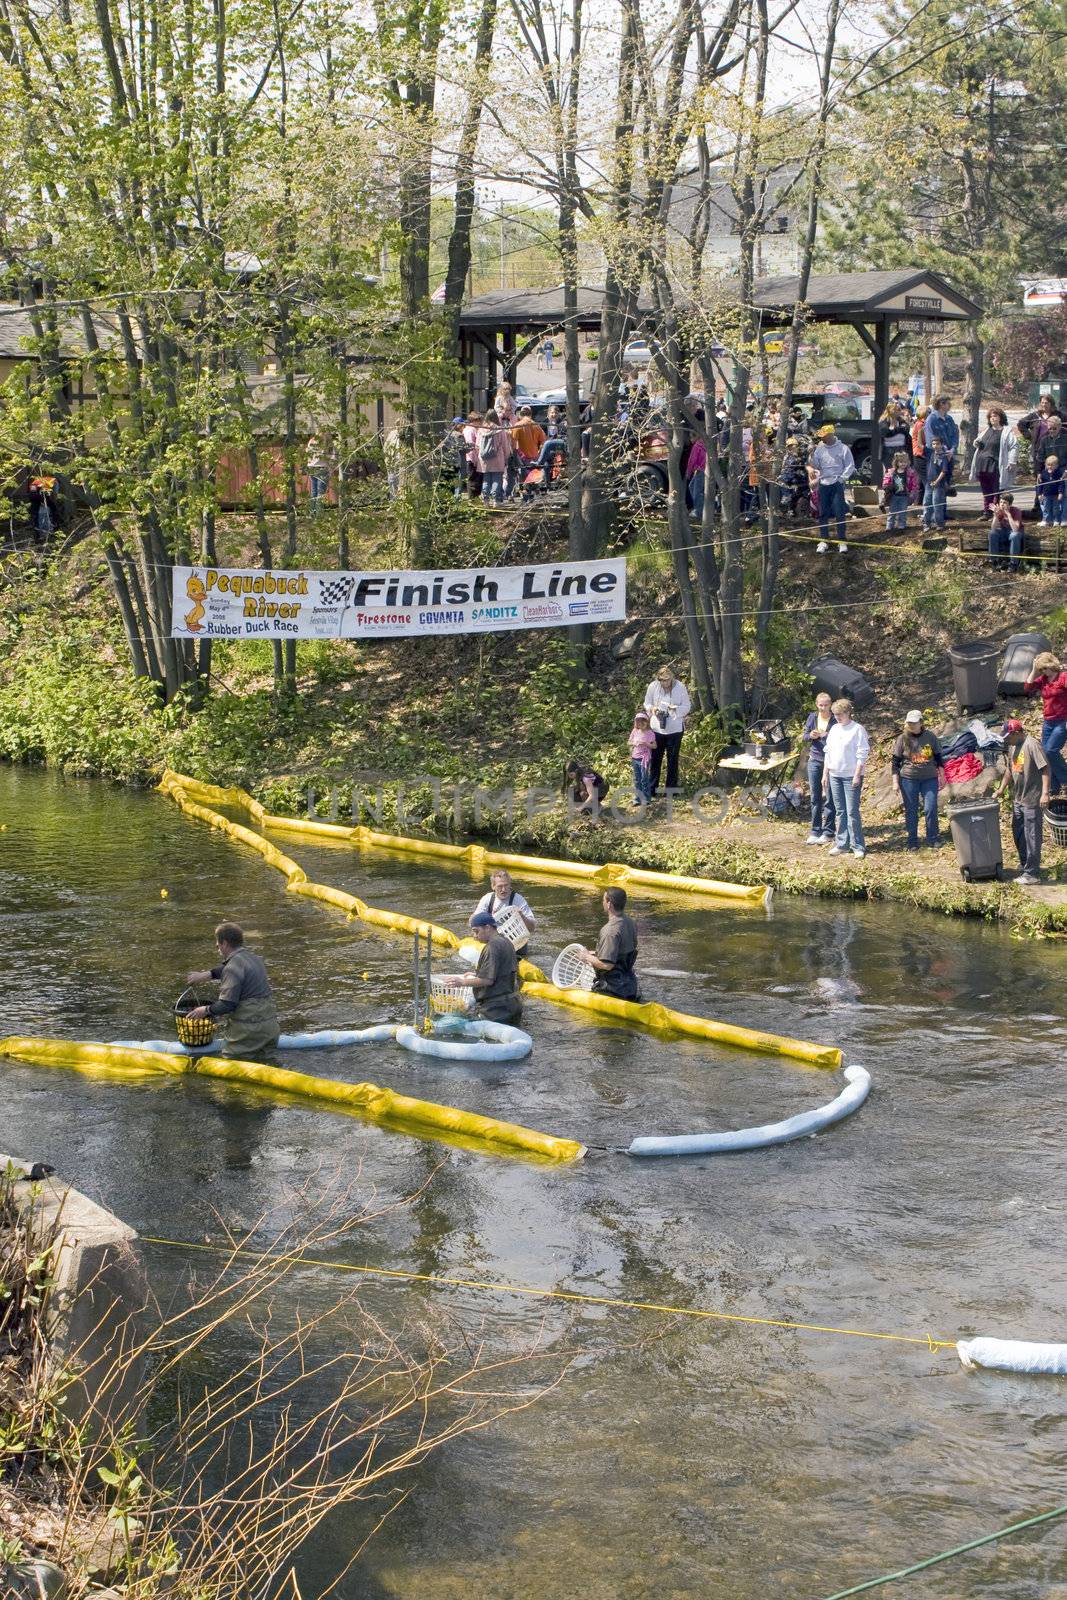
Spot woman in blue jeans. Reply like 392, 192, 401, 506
822, 698, 870, 858
890, 710, 945, 848
802, 692, 837, 844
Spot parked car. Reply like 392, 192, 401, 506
786, 391, 875, 481
596, 409, 673, 505
623, 338, 654, 366
512, 381, 586, 418
608, 387, 878, 503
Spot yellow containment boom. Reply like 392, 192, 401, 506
520, 984, 843, 1070
159, 771, 770, 906
158, 772, 838, 1070
159, 772, 462, 951
0, 1037, 585, 1164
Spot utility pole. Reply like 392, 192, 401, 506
476, 184, 506, 292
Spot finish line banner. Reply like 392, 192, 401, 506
172, 558, 626, 640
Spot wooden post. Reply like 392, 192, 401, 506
413, 932, 421, 1028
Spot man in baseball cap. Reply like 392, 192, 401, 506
810, 421, 857, 555
995, 719, 1050, 885
440, 910, 523, 1024
890, 709, 945, 849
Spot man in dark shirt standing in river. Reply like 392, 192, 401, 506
187, 922, 280, 1058
578, 887, 640, 1001
441, 911, 523, 1025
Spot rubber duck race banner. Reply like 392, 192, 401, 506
173, 558, 626, 640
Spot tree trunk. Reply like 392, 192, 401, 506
102, 542, 153, 682
578, 0, 637, 558
441, 0, 498, 369
961, 323, 984, 457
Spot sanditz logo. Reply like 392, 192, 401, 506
523, 602, 564, 621
568, 601, 589, 616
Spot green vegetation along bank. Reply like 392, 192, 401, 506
5, 529, 1067, 937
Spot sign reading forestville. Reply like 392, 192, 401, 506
171, 557, 627, 640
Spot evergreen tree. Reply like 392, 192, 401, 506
826, 0, 1067, 441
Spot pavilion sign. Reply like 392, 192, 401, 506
171, 557, 627, 640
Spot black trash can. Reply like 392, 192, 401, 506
948, 640, 1000, 712
946, 798, 1003, 882
807, 654, 875, 710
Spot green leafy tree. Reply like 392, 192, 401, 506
987, 307, 1067, 396
0, 0, 382, 699
827, 0, 1067, 445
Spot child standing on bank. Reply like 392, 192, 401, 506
1038, 454, 1067, 527
628, 709, 656, 802
881, 450, 919, 532
779, 436, 809, 517
922, 438, 949, 529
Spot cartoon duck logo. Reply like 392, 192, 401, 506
184, 571, 207, 634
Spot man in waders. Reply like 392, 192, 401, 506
473, 869, 536, 957
187, 922, 280, 1058
578, 887, 640, 1001
449, 910, 523, 1025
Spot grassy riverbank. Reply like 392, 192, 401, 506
5, 517, 1067, 935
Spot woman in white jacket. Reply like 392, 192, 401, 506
969, 406, 1017, 511
642, 664, 692, 795
822, 698, 870, 857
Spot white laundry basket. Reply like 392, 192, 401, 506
551, 943, 595, 991
429, 975, 474, 1014
491, 905, 530, 949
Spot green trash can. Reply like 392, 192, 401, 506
946, 799, 1003, 882
948, 640, 1000, 712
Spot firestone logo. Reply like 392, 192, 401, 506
523, 602, 564, 622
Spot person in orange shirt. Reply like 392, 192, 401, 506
511, 405, 546, 463
910, 405, 928, 468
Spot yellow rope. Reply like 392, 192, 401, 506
777, 523, 1061, 563
141, 1235, 957, 1353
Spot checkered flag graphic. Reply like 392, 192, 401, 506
317, 576, 354, 606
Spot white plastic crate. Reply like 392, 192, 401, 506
429, 975, 474, 1013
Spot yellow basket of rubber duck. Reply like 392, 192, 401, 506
174, 986, 217, 1047
429, 976, 474, 1014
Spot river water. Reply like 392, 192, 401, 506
1, 765, 1065, 1598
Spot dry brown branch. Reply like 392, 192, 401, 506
1, 1163, 570, 1598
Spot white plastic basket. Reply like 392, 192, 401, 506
430, 975, 474, 1014
491, 905, 530, 949
1045, 799, 1067, 847
551, 943, 595, 991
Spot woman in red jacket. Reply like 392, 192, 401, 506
1024, 651, 1067, 794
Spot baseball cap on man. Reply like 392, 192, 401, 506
1002, 718, 1024, 735
816, 424, 836, 438
904, 709, 923, 725
470, 911, 497, 928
